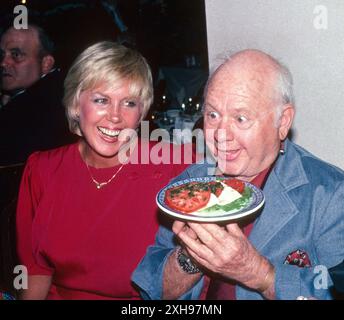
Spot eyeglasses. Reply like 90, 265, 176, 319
204, 108, 275, 130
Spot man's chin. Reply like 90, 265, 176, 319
216, 161, 239, 176
1, 81, 18, 92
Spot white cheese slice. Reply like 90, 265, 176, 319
217, 184, 242, 205
201, 193, 219, 210
195, 182, 243, 213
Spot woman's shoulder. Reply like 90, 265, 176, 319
26, 143, 78, 175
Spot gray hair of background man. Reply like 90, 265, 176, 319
203, 50, 295, 127
32, 24, 56, 60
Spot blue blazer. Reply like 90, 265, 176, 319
132, 139, 344, 299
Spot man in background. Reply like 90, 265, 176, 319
0, 26, 75, 295
0, 24, 75, 166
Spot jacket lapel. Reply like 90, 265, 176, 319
249, 140, 309, 251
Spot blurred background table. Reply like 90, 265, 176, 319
157, 66, 208, 108
152, 110, 202, 144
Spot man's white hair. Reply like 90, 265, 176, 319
274, 61, 294, 125
204, 50, 295, 126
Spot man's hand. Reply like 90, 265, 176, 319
172, 220, 198, 242
176, 222, 275, 298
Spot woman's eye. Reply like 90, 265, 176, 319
93, 98, 108, 105
123, 100, 138, 107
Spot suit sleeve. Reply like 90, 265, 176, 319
131, 224, 204, 300
131, 164, 204, 300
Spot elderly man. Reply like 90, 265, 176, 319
0, 24, 74, 166
132, 49, 344, 300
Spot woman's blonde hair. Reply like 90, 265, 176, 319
63, 41, 153, 135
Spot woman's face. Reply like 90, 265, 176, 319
77, 79, 143, 167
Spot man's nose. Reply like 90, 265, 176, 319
215, 118, 235, 142
0, 52, 11, 67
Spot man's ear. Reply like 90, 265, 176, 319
278, 104, 295, 140
41, 55, 55, 74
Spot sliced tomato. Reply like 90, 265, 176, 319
223, 178, 245, 194
165, 182, 211, 213
208, 181, 224, 197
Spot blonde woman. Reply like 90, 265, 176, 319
16, 42, 189, 299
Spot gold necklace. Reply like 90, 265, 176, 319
86, 163, 124, 189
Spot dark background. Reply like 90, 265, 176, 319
0, 0, 208, 82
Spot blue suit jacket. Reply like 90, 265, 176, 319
132, 139, 344, 299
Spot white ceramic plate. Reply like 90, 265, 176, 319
156, 176, 265, 222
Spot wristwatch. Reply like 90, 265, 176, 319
176, 247, 201, 274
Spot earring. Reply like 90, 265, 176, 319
279, 142, 285, 155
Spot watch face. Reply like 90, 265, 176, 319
177, 248, 200, 274
179, 252, 188, 264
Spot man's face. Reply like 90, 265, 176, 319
204, 64, 283, 181
0, 28, 43, 91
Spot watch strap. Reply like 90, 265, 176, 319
176, 247, 201, 274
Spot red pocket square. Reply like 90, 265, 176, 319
284, 249, 311, 268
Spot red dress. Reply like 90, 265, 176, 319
16, 141, 190, 299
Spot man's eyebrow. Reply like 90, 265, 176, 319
10, 47, 24, 52
231, 106, 251, 112
204, 103, 223, 114
204, 102, 254, 114
204, 102, 216, 109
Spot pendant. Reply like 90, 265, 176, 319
96, 182, 106, 189
87, 164, 125, 190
